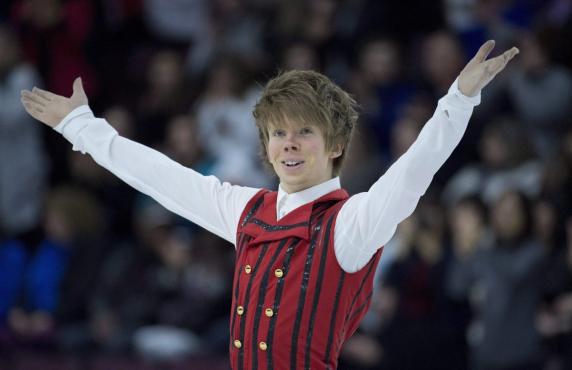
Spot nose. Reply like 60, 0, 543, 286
284, 142, 299, 152
283, 136, 299, 152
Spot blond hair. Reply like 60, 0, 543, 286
253, 70, 358, 176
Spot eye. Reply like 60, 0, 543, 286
299, 127, 313, 135
272, 129, 286, 137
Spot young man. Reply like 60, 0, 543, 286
21, 40, 518, 370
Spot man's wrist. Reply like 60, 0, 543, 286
448, 78, 481, 107
54, 105, 93, 133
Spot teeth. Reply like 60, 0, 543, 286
284, 161, 302, 166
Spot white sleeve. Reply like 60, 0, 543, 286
54, 105, 260, 245
335, 79, 481, 272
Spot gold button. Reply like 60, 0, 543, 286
234, 339, 242, 349
244, 265, 252, 274
265, 308, 274, 317
259, 341, 267, 351
236, 306, 244, 315
274, 268, 283, 278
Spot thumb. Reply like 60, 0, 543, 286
72, 77, 88, 104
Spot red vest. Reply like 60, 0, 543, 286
229, 188, 383, 370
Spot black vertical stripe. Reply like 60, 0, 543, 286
343, 258, 377, 325
234, 233, 252, 300
234, 233, 246, 300
323, 271, 346, 366
241, 194, 265, 227
251, 239, 289, 370
348, 292, 373, 322
266, 238, 301, 370
289, 214, 326, 370
238, 243, 270, 370
313, 201, 336, 216
303, 214, 336, 370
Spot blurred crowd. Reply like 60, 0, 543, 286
1, 0, 572, 369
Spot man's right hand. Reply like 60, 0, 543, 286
20, 77, 88, 128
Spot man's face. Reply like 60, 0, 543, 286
266, 120, 340, 193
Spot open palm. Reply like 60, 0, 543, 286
458, 40, 519, 97
20, 77, 88, 128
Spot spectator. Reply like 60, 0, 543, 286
0, 24, 46, 241
136, 49, 193, 147
506, 30, 572, 158
447, 190, 546, 370
442, 116, 541, 206
420, 30, 466, 100
349, 37, 416, 161
535, 202, 572, 369
11, 0, 98, 97
0, 186, 103, 350
195, 56, 270, 187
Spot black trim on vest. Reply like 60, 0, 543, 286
250, 218, 308, 232
324, 271, 346, 368
290, 214, 326, 370
241, 195, 265, 227
343, 259, 377, 326
234, 233, 251, 301
251, 239, 289, 370
348, 291, 373, 322
303, 213, 336, 370
267, 238, 301, 370
238, 243, 270, 370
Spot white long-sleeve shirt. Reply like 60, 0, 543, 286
54, 78, 479, 273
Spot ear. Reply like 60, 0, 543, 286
329, 143, 343, 159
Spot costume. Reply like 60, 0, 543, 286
54, 79, 480, 369
231, 189, 381, 370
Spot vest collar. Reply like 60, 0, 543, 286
276, 177, 341, 220
240, 188, 348, 245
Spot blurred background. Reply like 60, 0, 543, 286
1, 0, 572, 369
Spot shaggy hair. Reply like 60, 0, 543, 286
253, 70, 358, 176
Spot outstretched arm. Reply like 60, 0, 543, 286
335, 41, 519, 273
20, 78, 260, 245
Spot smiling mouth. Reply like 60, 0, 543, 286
282, 160, 305, 167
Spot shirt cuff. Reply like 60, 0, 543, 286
446, 78, 481, 108
53, 105, 94, 141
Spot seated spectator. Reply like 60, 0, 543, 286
341, 200, 465, 370
506, 30, 572, 158
348, 37, 416, 161
443, 117, 541, 206
0, 24, 46, 242
447, 190, 546, 370
420, 30, 466, 100
136, 49, 193, 147
195, 56, 270, 187
0, 186, 103, 351
536, 208, 572, 369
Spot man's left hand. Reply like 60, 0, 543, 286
458, 40, 519, 97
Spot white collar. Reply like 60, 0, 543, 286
276, 177, 341, 220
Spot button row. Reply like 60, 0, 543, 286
235, 306, 274, 317
233, 340, 267, 351
243, 265, 284, 278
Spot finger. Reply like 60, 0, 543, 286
471, 40, 496, 64
504, 46, 520, 61
72, 77, 83, 94
488, 47, 520, 75
72, 76, 88, 104
21, 90, 47, 107
32, 86, 59, 101
21, 97, 45, 120
21, 95, 45, 112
